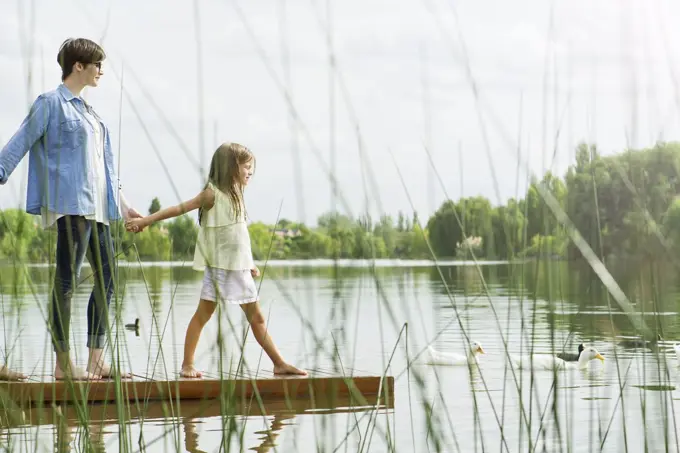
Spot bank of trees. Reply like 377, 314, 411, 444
1, 142, 679, 264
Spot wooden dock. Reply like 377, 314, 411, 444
0, 369, 394, 409
0, 393, 394, 429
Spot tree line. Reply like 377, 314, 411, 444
1, 141, 680, 264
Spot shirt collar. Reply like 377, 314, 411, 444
57, 83, 79, 102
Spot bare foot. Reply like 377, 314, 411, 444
86, 361, 132, 379
55, 363, 101, 381
87, 348, 132, 379
180, 364, 203, 378
273, 363, 307, 376
0, 365, 27, 381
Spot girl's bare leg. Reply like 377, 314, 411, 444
241, 301, 307, 375
181, 299, 216, 378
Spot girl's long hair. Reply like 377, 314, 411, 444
198, 143, 255, 225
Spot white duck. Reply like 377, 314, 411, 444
427, 341, 485, 366
510, 346, 605, 371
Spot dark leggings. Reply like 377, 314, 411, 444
50, 216, 115, 353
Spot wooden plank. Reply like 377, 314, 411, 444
0, 374, 394, 407
0, 392, 394, 428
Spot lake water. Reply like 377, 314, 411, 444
2, 260, 680, 452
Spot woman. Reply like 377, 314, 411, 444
0, 38, 142, 380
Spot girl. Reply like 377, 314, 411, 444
126, 143, 306, 377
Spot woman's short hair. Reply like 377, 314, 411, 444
56, 38, 106, 81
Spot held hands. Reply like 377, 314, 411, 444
125, 216, 147, 233
127, 208, 143, 221
251, 267, 260, 278
125, 208, 146, 233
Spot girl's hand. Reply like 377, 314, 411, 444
251, 267, 260, 278
126, 218, 147, 233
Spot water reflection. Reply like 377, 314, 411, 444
54, 420, 106, 453
0, 394, 391, 452
457, 266, 483, 295
171, 265, 200, 283
4, 259, 680, 452
427, 264, 514, 297
144, 266, 164, 313
248, 413, 296, 453
426, 260, 680, 345
182, 418, 207, 453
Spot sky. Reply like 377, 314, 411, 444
1, 0, 679, 226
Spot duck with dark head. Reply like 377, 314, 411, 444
556, 343, 585, 362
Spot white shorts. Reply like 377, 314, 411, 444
200, 267, 259, 305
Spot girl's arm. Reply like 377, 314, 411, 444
127, 188, 214, 230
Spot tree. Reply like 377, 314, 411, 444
132, 227, 171, 260
374, 215, 397, 256
0, 209, 37, 261
397, 211, 405, 232
148, 197, 161, 216
426, 201, 462, 258
249, 222, 287, 259
289, 226, 333, 258
565, 141, 680, 260
426, 198, 494, 259
397, 224, 430, 259
317, 212, 353, 230
524, 172, 566, 241
412, 211, 420, 230
167, 215, 199, 258
491, 199, 526, 259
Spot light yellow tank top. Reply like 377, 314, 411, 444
193, 183, 254, 271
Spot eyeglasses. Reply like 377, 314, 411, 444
83, 61, 102, 73
78, 60, 103, 72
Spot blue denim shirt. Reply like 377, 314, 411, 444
0, 84, 122, 220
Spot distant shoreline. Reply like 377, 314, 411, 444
16, 258, 518, 269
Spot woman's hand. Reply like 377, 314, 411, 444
127, 207, 143, 220
251, 267, 260, 278
125, 208, 146, 232
125, 217, 148, 233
